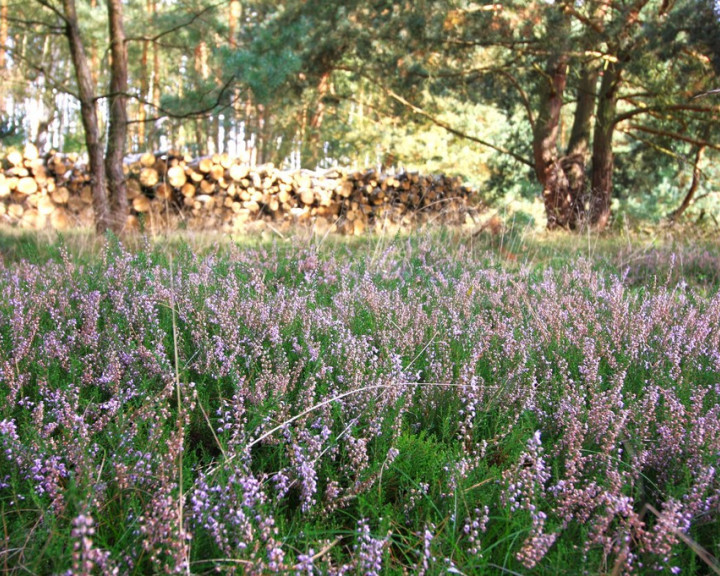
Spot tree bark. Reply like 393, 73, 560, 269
589, 61, 621, 229
229, 0, 240, 48
151, 0, 161, 149
0, 0, 7, 70
105, 0, 129, 234
0, 0, 8, 114
533, 53, 574, 229
561, 62, 599, 223
533, 59, 600, 230
138, 0, 151, 150
669, 145, 705, 221
62, 0, 110, 233
587, 0, 648, 229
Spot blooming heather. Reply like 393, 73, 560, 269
0, 238, 716, 573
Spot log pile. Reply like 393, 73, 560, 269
0, 146, 482, 234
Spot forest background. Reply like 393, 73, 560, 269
0, 0, 719, 234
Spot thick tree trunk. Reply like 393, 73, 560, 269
105, 0, 129, 234
589, 62, 621, 229
62, 0, 110, 233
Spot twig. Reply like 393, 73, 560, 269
644, 503, 720, 575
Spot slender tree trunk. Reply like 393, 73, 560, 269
223, 110, 232, 154
561, 62, 599, 224
669, 145, 706, 221
138, 2, 150, 150
228, 1, 241, 155
194, 119, 204, 156
105, 0, 128, 234
229, 0, 240, 47
212, 113, 220, 155
0, 0, 6, 69
305, 72, 330, 166
587, 0, 647, 229
533, 54, 572, 229
62, 0, 110, 233
0, 0, 8, 114
89, 0, 102, 136
151, 0, 161, 149
589, 62, 621, 229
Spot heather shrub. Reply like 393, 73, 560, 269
0, 235, 717, 574
618, 244, 720, 291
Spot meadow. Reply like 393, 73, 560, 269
0, 226, 718, 575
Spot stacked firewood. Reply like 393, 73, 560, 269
0, 144, 91, 230
0, 147, 481, 234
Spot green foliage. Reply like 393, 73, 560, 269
0, 118, 26, 149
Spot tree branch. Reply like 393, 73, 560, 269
496, 68, 535, 128
123, 74, 238, 123
6, 15, 65, 33
624, 123, 720, 151
382, 86, 533, 167
614, 103, 718, 125
33, 0, 68, 25
124, 0, 224, 45
2, 45, 80, 100
560, 2, 605, 35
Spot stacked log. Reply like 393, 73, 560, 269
0, 143, 92, 230
0, 148, 482, 234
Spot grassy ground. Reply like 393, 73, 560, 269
0, 224, 718, 574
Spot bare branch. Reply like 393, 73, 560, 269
2, 44, 80, 99
691, 88, 720, 100
6, 15, 65, 33
124, 74, 238, 123
623, 123, 720, 151
382, 86, 533, 167
614, 103, 719, 125
124, 0, 224, 45
33, 0, 68, 24
496, 68, 535, 128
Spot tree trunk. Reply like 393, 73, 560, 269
229, 1, 240, 47
306, 71, 331, 166
105, 0, 129, 234
561, 62, 599, 224
587, 0, 648, 229
0, 0, 8, 114
589, 62, 621, 229
533, 54, 573, 229
151, 0, 161, 149
194, 119, 204, 156
138, 0, 150, 150
62, 0, 110, 233
669, 144, 706, 221
0, 0, 6, 71
534, 58, 601, 230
